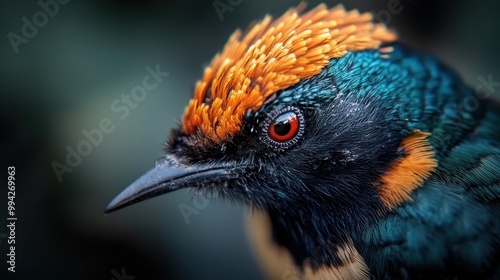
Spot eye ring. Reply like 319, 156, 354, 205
260, 106, 305, 150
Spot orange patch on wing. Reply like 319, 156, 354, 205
379, 130, 438, 209
182, 3, 396, 143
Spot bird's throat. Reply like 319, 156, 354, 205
266, 209, 366, 270
247, 210, 370, 279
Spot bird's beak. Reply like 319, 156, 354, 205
104, 156, 242, 214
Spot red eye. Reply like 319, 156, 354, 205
268, 112, 299, 142
260, 106, 304, 150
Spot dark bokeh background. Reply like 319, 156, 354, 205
0, 0, 499, 279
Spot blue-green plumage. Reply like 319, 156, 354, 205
260, 43, 484, 153
357, 45, 499, 279
360, 113, 500, 278
249, 43, 500, 278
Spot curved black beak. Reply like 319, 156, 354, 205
104, 156, 242, 214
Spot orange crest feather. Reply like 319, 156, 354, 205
182, 4, 396, 143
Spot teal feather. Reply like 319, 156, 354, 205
259, 43, 500, 277
265, 44, 497, 278
359, 101, 499, 278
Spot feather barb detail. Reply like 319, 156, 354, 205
182, 4, 396, 143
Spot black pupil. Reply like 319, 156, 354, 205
273, 112, 294, 136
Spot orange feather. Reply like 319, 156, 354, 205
182, 4, 396, 143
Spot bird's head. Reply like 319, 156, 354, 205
105, 3, 464, 269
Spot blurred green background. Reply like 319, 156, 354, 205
0, 0, 499, 279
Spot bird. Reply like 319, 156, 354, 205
105, 3, 500, 279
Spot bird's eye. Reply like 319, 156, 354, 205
261, 106, 304, 150
269, 112, 299, 142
